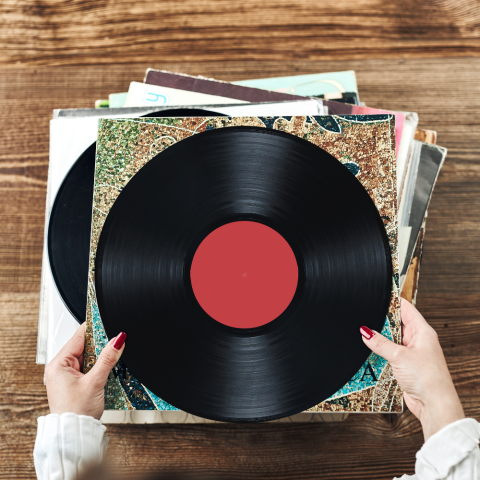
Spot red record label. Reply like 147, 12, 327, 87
190, 221, 298, 329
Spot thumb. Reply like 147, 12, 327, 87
360, 326, 402, 362
88, 332, 127, 387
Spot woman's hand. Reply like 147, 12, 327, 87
45, 323, 127, 420
360, 299, 464, 441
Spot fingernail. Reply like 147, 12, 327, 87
360, 326, 375, 340
112, 332, 127, 351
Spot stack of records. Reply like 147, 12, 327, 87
38, 69, 446, 424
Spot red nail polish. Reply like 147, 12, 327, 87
112, 332, 127, 350
360, 326, 375, 340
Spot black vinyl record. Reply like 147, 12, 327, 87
95, 126, 392, 422
48, 109, 227, 323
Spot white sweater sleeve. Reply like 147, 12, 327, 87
395, 418, 480, 480
34, 413, 109, 480
33, 414, 480, 480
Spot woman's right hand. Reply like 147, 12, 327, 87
360, 299, 465, 441
45, 323, 127, 420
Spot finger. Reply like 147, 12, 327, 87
57, 322, 86, 360
360, 326, 403, 363
401, 298, 429, 328
87, 332, 127, 387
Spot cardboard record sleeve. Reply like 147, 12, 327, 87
84, 115, 400, 420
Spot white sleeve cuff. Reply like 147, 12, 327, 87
34, 413, 108, 480
415, 418, 480, 479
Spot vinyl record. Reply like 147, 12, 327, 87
48, 109, 227, 323
95, 126, 392, 422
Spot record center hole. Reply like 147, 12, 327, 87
190, 221, 298, 329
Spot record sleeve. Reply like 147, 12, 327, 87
53, 100, 324, 119
400, 128, 440, 304
84, 114, 401, 416
124, 81, 249, 107
144, 69, 306, 102
143, 69, 414, 161
38, 101, 323, 365
233, 70, 359, 99
399, 141, 446, 283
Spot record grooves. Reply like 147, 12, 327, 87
94, 126, 392, 422
47, 109, 227, 323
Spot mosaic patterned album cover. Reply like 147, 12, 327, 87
84, 115, 401, 414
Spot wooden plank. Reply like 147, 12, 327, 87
1, 0, 480, 66
1, 58, 480, 479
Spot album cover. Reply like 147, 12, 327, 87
398, 141, 422, 274
142, 69, 419, 178
144, 69, 306, 102
109, 92, 128, 108
233, 70, 359, 99
84, 114, 401, 414
414, 129, 437, 145
96, 70, 359, 110
124, 81, 249, 107
143, 69, 407, 157
399, 129, 438, 303
38, 101, 324, 365
401, 220, 425, 306
53, 99, 324, 119
315, 92, 359, 104
400, 141, 447, 281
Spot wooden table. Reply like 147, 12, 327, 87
1, 1, 480, 478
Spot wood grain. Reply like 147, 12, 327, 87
1, 58, 480, 479
1, 0, 480, 66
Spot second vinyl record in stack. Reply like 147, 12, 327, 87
47, 109, 227, 323
94, 125, 392, 422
